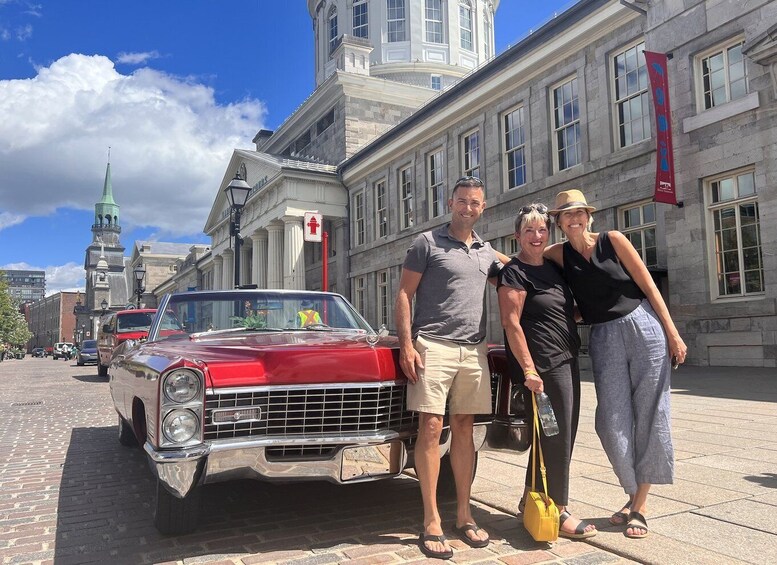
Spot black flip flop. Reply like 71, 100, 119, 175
453, 523, 490, 548
418, 532, 453, 560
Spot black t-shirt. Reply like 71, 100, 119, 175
497, 258, 580, 376
562, 231, 645, 324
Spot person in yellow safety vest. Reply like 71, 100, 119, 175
297, 300, 322, 327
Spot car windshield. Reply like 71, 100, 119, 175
117, 312, 154, 332
149, 291, 375, 341
82, 340, 97, 349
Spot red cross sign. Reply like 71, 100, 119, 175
304, 212, 323, 242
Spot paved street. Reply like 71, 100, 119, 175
0, 358, 775, 565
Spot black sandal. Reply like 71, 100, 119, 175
558, 510, 597, 539
609, 499, 632, 526
625, 511, 649, 539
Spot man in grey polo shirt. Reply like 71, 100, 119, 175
395, 176, 503, 560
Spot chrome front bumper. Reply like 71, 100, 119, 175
144, 420, 526, 499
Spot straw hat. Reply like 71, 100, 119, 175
549, 189, 597, 215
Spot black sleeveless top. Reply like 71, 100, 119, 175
562, 231, 645, 324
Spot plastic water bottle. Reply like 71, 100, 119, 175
535, 392, 559, 436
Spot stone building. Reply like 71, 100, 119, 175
202, 0, 776, 367
78, 162, 129, 341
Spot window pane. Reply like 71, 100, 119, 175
643, 203, 655, 223
744, 270, 763, 293
718, 178, 735, 201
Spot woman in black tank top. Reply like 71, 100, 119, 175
544, 189, 687, 539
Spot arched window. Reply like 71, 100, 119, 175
328, 6, 338, 55
98, 214, 103, 226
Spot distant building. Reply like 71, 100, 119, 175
2, 270, 45, 303
27, 291, 81, 350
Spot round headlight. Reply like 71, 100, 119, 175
163, 370, 201, 403
162, 409, 199, 443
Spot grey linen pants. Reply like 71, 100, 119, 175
589, 300, 674, 494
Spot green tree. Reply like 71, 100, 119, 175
0, 271, 33, 347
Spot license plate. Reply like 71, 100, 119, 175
340, 441, 403, 482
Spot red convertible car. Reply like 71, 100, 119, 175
109, 289, 527, 534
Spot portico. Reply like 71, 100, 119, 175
204, 150, 346, 291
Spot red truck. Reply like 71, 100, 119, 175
96, 308, 156, 377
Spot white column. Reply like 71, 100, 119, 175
251, 230, 268, 289
283, 216, 305, 290
212, 255, 223, 290
222, 249, 233, 289
266, 222, 284, 289
241, 245, 251, 287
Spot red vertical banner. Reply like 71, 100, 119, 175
644, 51, 678, 205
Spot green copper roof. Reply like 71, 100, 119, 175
99, 162, 117, 205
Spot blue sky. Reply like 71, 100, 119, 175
0, 0, 573, 294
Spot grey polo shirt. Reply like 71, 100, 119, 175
403, 223, 498, 344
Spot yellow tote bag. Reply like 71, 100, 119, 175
523, 394, 559, 542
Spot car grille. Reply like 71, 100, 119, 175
204, 382, 418, 441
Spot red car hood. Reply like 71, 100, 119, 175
146, 332, 404, 388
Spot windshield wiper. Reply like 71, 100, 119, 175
190, 327, 283, 338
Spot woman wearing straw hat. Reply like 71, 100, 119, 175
545, 189, 687, 539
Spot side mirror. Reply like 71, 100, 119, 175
377, 324, 389, 337
102, 324, 113, 334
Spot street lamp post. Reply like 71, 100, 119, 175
133, 263, 146, 308
224, 172, 251, 288
101, 299, 108, 314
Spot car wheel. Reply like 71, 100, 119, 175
98, 362, 108, 377
118, 416, 137, 447
77, 361, 84, 366
154, 480, 201, 535
437, 451, 479, 500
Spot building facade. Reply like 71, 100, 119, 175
201, 0, 776, 367
2, 270, 45, 303
27, 291, 80, 350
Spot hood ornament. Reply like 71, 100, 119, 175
366, 324, 388, 348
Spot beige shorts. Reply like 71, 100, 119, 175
407, 334, 492, 416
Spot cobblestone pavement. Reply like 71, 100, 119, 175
0, 357, 637, 565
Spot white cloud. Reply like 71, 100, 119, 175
116, 50, 161, 65
1, 261, 85, 295
0, 211, 25, 229
0, 53, 266, 236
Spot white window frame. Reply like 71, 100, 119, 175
505, 235, 519, 256
425, 0, 445, 44
431, 74, 442, 90
612, 40, 651, 148
551, 76, 581, 172
459, 1, 473, 51
427, 149, 446, 219
352, 0, 368, 38
483, 11, 492, 58
461, 129, 480, 179
375, 179, 388, 239
502, 105, 527, 189
400, 166, 414, 230
353, 190, 366, 246
695, 37, 748, 111
377, 269, 390, 329
704, 168, 763, 300
618, 200, 657, 268
387, 0, 406, 42
328, 7, 338, 56
353, 275, 366, 315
